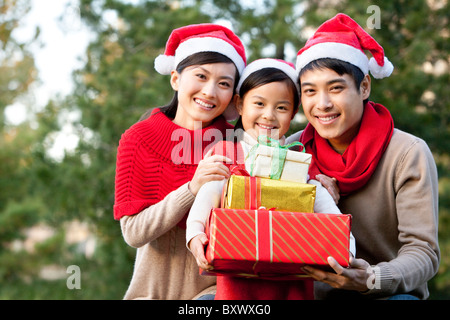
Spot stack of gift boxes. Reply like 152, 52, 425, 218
202, 137, 352, 279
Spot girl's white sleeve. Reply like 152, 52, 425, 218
309, 179, 341, 214
186, 179, 226, 247
309, 179, 356, 257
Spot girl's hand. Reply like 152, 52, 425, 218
316, 174, 340, 204
188, 233, 213, 270
189, 148, 231, 196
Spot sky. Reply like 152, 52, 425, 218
6, 0, 93, 125
4, 0, 94, 159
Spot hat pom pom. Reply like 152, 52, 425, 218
369, 57, 394, 79
154, 55, 175, 75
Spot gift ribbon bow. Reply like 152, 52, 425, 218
230, 164, 250, 176
247, 135, 304, 180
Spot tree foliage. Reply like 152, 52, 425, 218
0, 0, 449, 299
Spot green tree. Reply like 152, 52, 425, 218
0, 0, 37, 127
209, 0, 306, 61
0, 0, 48, 295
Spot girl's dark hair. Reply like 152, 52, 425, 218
299, 58, 369, 104
139, 52, 239, 121
234, 68, 300, 130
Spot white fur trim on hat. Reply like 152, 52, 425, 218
296, 42, 369, 75
369, 56, 394, 79
174, 37, 246, 75
155, 37, 246, 75
237, 58, 300, 93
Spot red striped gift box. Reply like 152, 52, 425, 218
203, 208, 352, 279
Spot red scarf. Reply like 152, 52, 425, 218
300, 102, 394, 196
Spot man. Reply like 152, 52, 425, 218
289, 13, 440, 299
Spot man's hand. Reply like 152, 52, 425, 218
302, 256, 372, 292
316, 174, 340, 204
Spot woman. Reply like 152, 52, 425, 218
113, 24, 246, 299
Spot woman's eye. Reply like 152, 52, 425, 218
219, 81, 231, 88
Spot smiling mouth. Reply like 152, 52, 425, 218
195, 98, 215, 109
257, 123, 277, 130
316, 114, 339, 122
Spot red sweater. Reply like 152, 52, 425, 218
113, 108, 234, 225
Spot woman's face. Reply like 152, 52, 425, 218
170, 62, 237, 129
237, 81, 295, 140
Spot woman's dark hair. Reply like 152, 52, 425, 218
234, 68, 300, 130
298, 58, 369, 104
139, 51, 239, 121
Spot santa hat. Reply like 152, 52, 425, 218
296, 13, 394, 79
154, 23, 246, 76
236, 58, 300, 93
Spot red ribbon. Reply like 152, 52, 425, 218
256, 210, 272, 263
230, 164, 250, 176
244, 176, 261, 210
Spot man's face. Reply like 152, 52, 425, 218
300, 68, 371, 154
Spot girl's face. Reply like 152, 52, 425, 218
170, 62, 237, 129
237, 81, 295, 140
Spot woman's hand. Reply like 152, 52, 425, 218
316, 174, 340, 204
188, 148, 231, 196
188, 233, 213, 270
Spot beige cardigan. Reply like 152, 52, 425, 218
289, 129, 440, 299
120, 183, 216, 300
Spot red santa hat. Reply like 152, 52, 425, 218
154, 23, 246, 76
296, 13, 394, 79
236, 58, 300, 93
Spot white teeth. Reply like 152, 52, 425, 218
258, 124, 275, 129
195, 99, 214, 108
318, 115, 338, 121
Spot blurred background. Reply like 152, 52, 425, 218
0, 0, 448, 299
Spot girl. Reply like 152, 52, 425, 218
186, 58, 355, 300
113, 24, 246, 300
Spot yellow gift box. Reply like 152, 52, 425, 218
221, 175, 316, 213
